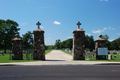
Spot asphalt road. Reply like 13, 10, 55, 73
0, 65, 120, 80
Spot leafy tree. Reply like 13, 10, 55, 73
102, 34, 109, 40
55, 39, 61, 49
0, 19, 20, 53
85, 35, 95, 51
22, 31, 33, 49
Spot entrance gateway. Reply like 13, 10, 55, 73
11, 21, 107, 60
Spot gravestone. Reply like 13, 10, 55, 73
108, 54, 112, 60
33, 21, 45, 60
72, 21, 85, 60
95, 34, 107, 60
12, 34, 23, 60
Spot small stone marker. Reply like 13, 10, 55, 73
72, 21, 85, 60
108, 54, 112, 60
33, 21, 45, 60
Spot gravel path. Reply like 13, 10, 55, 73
46, 50, 72, 61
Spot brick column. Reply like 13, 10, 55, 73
33, 21, 45, 60
73, 21, 85, 60
12, 34, 23, 60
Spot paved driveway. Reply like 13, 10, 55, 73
46, 50, 72, 61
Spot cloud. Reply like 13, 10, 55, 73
41, 26, 43, 29
117, 33, 120, 35
92, 27, 115, 33
21, 22, 27, 25
48, 38, 51, 39
92, 29, 104, 33
53, 21, 61, 25
105, 0, 108, 1
100, 0, 108, 1
112, 28, 115, 30
85, 33, 91, 36
103, 28, 107, 30
68, 37, 73, 38
108, 26, 115, 30
109, 39, 114, 42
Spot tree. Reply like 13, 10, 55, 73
55, 39, 61, 49
102, 34, 109, 40
0, 19, 20, 53
85, 35, 95, 51
22, 31, 33, 49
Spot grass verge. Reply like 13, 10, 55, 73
61, 50, 120, 62
0, 50, 53, 63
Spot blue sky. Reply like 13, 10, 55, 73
0, 0, 120, 45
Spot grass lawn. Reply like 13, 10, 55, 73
60, 50, 72, 55
0, 50, 53, 63
61, 50, 120, 62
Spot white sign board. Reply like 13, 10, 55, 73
98, 48, 108, 55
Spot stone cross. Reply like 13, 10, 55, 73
76, 21, 81, 29
36, 21, 41, 29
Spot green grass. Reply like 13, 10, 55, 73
45, 49, 53, 54
61, 50, 120, 62
60, 50, 72, 55
0, 50, 53, 63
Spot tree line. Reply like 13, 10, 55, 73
0, 19, 120, 53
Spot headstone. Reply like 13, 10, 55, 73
95, 34, 107, 60
72, 21, 85, 60
33, 21, 45, 60
11, 34, 23, 60
108, 54, 112, 60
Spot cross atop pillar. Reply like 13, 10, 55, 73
36, 21, 41, 29
76, 21, 81, 29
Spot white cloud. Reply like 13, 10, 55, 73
100, 0, 108, 1
85, 33, 91, 36
92, 29, 104, 33
109, 39, 114, 42
48, 38, 51, 39
105, 0, 108, 1
112, 28, 115, 30
53, 21, 61, 25
117, 33, 120, 35
41, 26, 43, 29
21, 22, 27, 25
103, 28, 107, 30
68, 37, 73, 38
108, 26, 111, 29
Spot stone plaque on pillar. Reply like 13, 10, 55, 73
95, 34, 107, 60
12, 34, 23, 60
73, 21, 85, 60
33, 21, 45, 60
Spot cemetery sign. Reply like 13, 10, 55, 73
98, 48, 108, 55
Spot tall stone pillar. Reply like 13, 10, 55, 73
12, 34, 23, 60
33, 21, 45, 60
95, 34, 106, 60
73, 21, 85, 60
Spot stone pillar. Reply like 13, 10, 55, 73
95, 34, 106, 60
33, 21, 45, 60
12, 34, 23, 60
73, 21, 85, 60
